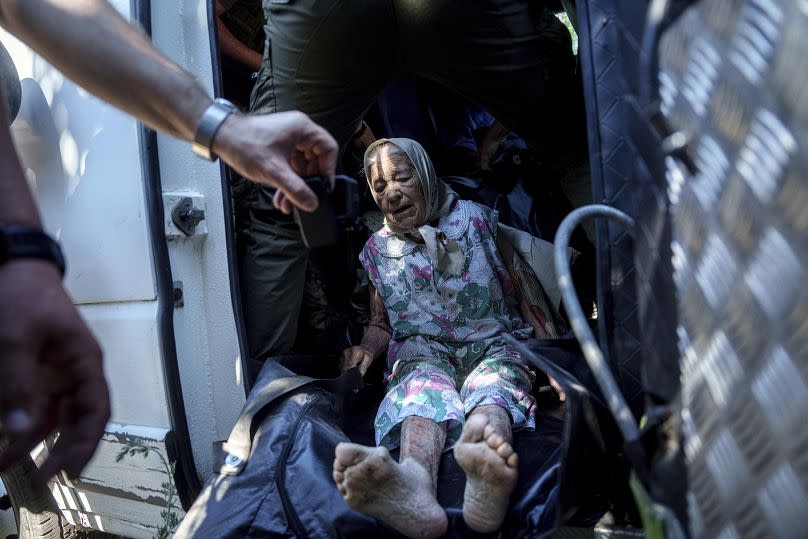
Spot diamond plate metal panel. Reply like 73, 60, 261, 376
578, 0, 657, 419
661, 1, 808, 536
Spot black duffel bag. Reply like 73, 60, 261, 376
175, 346, 608, 538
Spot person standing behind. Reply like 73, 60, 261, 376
215, 0, 265, 108
239, 1, 583, 365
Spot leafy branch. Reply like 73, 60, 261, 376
115, 441, 180, 539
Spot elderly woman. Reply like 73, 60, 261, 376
332, 138, 538, 538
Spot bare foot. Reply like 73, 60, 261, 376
453, 414, 518, 533
333, 443, 448, 539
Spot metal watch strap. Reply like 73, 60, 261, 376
192, 98, 238, 161
0, 225, 66, 277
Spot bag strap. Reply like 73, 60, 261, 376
218, 361, 363, 475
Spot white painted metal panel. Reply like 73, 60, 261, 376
79, 301, 170, 426
0, 1, 180, 535
0, 30, 157, 305
150, 0, 245, 478
56, 491, 164, 539
50, 423, 185, 539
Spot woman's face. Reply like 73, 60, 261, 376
367, 146, 427, 229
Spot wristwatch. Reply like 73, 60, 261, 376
0, 225, 66, 277
192, 98, 238, 161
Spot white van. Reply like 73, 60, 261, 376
3, 1, 805, 538
1, 1, 247, 537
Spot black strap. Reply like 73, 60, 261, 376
0, 225, 66, 276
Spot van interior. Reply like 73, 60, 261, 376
211, 3, 633, 532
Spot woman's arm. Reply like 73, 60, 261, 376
362, 283, 393, 358
340, 283, 391, 375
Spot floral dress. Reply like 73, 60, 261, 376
359, 200, 536, 449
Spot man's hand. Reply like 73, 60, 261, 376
340, 346, 374, 377
0, 260, 110, 481
213, 110, 338, 215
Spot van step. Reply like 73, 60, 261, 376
555, 526, 645, 539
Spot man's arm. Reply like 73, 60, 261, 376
0, 0, 337, 212
215, 1, 263, 72
0, 127, 38, 229
0, 98, 110, 480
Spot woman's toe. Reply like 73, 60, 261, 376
496, 442, 514, 459
486, 432, 504, 449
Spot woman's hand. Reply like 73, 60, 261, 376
340, 346, 374, 376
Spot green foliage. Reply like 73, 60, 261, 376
116, 441, 180, 539
557, 12, 579, 55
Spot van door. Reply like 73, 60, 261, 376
0, 0, 245, 537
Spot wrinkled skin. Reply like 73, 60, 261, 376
366, 145, 427, 231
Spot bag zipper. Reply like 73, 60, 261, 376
276, 391, 322, 539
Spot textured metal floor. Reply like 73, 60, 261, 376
555, 526, 646, 539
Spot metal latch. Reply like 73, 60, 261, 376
171, 197, 206, 236
164, 194, 207, 238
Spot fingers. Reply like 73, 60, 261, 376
215, 111, 336, 213
0, 346, 40, 440
315, 140, 337, 191
296, 122, 338, 190
358, 352, 373, 377
0, 415, 54, 473
0, 262, 53, 445
340, 347, 374, 377
340, 347, 362, 372
339, 348, 356, 372
37, 330, 109, 481
273, 162, 318, 213
36, 380, 108, 481
0, 261, 107, 480
274, 113, 335, 209
0, 438, 39, 473
273, 190, 293, 215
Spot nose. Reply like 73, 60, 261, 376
386, 188, 403, 205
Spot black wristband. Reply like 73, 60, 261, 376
0, 225, 66, 277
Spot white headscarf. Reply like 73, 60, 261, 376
364, 138, 465, 276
